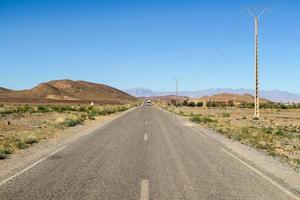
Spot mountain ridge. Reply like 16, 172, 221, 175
124, 88, 300, 103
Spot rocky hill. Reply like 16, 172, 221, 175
0, 80, 136, 104
195, 93, 270, 104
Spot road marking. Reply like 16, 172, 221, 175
0, 146, 67, 186
140, 179, 149, 200
220, 147, 300, 200
144, 134, 148, 141
190, 127, 207, 138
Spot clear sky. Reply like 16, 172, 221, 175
0, 0, 299, 93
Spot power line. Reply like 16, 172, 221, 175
191, 15, 252, 80
202, 31, 252, 80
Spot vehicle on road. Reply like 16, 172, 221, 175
146, 100, 151, 106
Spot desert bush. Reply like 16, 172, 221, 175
170, 99, 177, 106
16, 140, 29, 149
238, 102, 255, 108
190, 115, 217, 124
187, 102, 195, 107
182, 100, 188, 106
0, 149, 7, 159
25, 136, 38, 144
63, 118, 83, 127
0, 147, 12, 159
221, 112, 230, 118
274, 129, 285, 136
0, 109, 13, 115
261, 127, 273, 134
36, 105, 51, 113
196, 102, 203, 107
16, 105, 32, 113
233, 127, 250, 141
206, 101, 217, 107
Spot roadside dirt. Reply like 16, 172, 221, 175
0, 108, 136, 182
160, 107, 300, 195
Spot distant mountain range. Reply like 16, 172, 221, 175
124, 88, 300, 103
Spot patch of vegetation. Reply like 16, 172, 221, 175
190, 115, 217, 124
221, 112, 231, 118
0, 147, 12, 159
187, 102, 195, 107
233, 127, 250, 141
0, 103, 136, 159
63, 118, 83, 127
160, 104, 300, 168
16, 140, 29, 149
25, 136, 39, 144
196, 102, 203, 107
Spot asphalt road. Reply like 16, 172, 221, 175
0, 105, 298, 200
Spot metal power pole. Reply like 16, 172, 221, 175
254, 16, 259, 119
173, 77, 180, 106
176, 79, 178, 100
246, 8, 268, 119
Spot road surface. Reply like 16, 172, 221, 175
0, 105, 298, 200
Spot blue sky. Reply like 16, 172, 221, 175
0, 0, 299, 93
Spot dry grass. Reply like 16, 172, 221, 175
160, 104, 300, 168
0, 103, 137, 159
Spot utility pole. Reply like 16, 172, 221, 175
174, 77, 180, 106
246, 8, 268, 119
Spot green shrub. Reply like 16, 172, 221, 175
187, 102, 195, 107
196, 102, 203, 107
16, 105, 32, 113
274, 129, 285, 136
261, 127, 273, 134
206, 101, 217, 107
233, 127, 250, 141
221, 112, 230, 118
79, 106, 87, 112
25, 136, 38, 144
36, 105, 50, 113
0, 149, 7, 159
0, 147, 12, 159
190, 115, 217, 124
64, 118, 83, 127
16, 141, 29, 149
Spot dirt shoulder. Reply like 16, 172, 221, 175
0, 107, 137, 182
159, 104, 300, 168
158, 107, 300, 194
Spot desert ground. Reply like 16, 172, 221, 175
160, 104, 300, 168
0, 103, 137, 159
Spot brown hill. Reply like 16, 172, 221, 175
0, 80, 136, 104
0, 87, 13, 94
195, 93, 271, 104
0, 87, 15, 98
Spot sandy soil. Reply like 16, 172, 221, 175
0, 107, 136, 181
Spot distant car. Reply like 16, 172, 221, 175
146, 100, 151, 106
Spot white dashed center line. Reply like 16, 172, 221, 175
140, 179, 149, 200
144, 134, 148, 141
